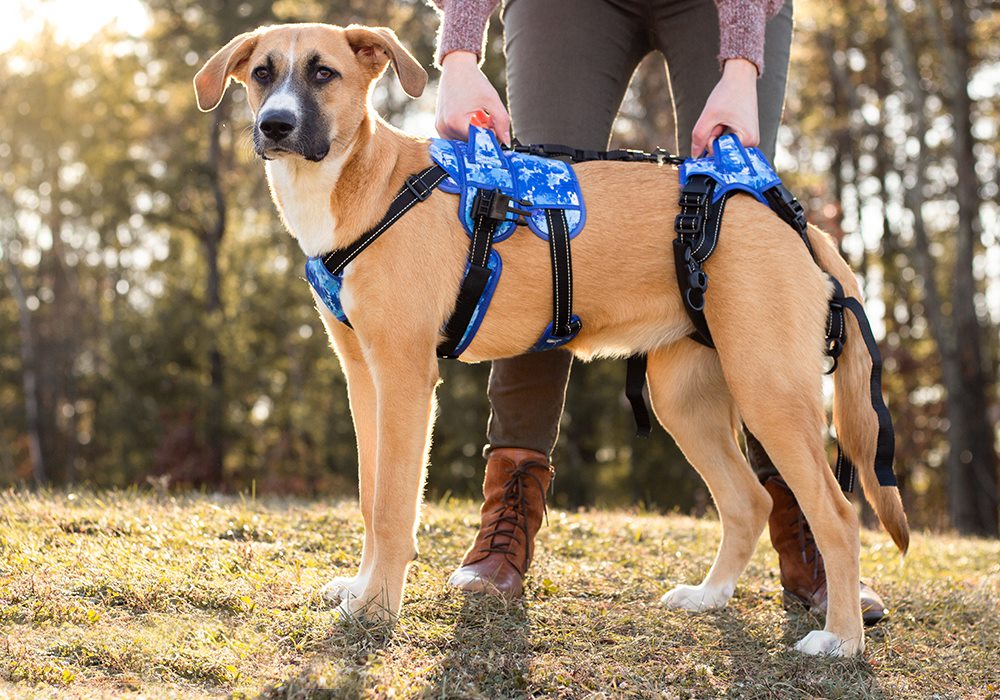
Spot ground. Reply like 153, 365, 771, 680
0, 490, 997, 699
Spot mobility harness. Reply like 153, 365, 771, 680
307, 124, 896, 492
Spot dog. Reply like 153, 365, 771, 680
194, 22, 909, 657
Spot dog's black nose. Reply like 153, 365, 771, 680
259, 111, 296, 141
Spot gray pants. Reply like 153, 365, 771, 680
486, 0, 795, 459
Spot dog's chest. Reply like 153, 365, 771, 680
266, 158, 344, 257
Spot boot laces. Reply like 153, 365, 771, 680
791, 507, 825, 591
481, 461, 551, 572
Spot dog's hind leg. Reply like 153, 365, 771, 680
319, 320, 378, 606
337, 336, 439, 621
705, 228, 865, 655
646, 341, 773, 612
721, 370, 863, 656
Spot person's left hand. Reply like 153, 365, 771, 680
691, 58, 760, 157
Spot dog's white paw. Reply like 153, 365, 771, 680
794, 630, 862, 656
335, 590, 395, 622
659, 583, 732, 611
320, 575, 366, 606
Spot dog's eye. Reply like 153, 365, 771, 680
253, 66, 271, 83
313, 67, 339, 83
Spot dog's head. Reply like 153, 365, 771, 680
194, 23, 426, 163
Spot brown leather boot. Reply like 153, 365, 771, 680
763, 474, 889, 626
448, 447, 554, 599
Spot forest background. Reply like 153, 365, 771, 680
1, 0, 997, 536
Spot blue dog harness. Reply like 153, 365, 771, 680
664, 134, 895, 490
306, 132, 895, 492
308, 124, 589, 358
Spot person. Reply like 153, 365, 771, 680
430, 0, 888, 624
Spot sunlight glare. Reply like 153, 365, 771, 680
0, 0, 149, 52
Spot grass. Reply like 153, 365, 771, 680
0, 489, 997, 699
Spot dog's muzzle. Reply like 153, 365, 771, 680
255, 109, 329, 162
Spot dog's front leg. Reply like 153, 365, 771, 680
320, 321, 378, 606
337, 339, 439, 622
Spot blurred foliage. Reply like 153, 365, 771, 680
0, 0, 996, 532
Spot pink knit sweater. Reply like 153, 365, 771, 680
431, 0, 783, 74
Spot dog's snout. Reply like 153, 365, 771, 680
259, 111, 297, 141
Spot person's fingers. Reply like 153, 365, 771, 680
490, 102, 512, 146
739, 126, 760, 147
693, 118, 727, 157
705, 124, 726, 154
436, 105, 510, 145
691, 117, 713, 158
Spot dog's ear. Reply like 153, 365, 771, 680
194, 31, 260, 112
344, 25, 427, 98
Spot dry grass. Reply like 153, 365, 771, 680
0, 489, 997, 699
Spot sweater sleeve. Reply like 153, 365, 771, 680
429, 0, 501, 67
714, 0, 784, 75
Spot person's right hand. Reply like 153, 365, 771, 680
435, 51, 511, 146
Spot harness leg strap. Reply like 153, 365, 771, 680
437, 189, 501, 359
546, 209, 579, 338
625, 354, 652, 438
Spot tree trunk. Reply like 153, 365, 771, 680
885, 0, 998, 535
3, 254, 47, 484
200, 102, 229, 487
942, 0, 998, 535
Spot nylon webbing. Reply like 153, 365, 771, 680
321, 165, 447, 276
545, 208, 577, 338
832, 283, 897, 488
510, 141, 686, 166
437, 189, 501, 359
625, 354, 652, 438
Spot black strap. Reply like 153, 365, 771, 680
825, 286, 847, 373
673, 175, 729, 348
835, 292, 897, 487
762, 183, 813, 256
626, 354, 652, 437
545, 209, 579, 339
510, 141, 685, 166
436, 189, 502, 359
322, 165, 447, 276
835, 445, 857, 492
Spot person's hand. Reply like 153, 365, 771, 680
691, 58, 760, 157
435, 51, 511, 145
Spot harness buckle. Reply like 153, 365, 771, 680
675, 212, 703, 233
679, 191, 709, 208
404, 173, 435, 201
605, 148, 645, 162
678, 178, 712, 207
473, 189, 534, 225
765, 184, 807, 234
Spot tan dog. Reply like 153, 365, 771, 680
195, 23, 908, 657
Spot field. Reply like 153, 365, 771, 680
1, 490, 997, 698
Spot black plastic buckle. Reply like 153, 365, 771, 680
675, 212, 703, 233
404, 173, 434, 201
679, 190, 709, 208
767, 185, 807, 234
473, 189, 533, 225
679, 178, 712, 206
605, 149, 645, 162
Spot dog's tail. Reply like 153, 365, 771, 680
804, 225, 910, 555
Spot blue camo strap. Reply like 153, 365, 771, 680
430, 125, 586, 243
